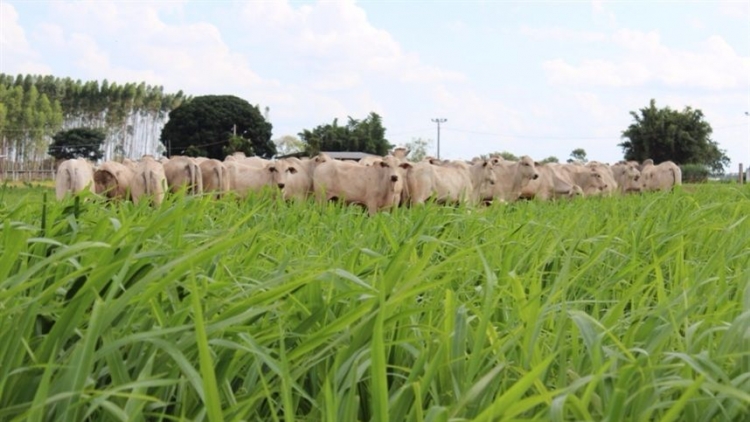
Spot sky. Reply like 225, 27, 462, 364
2, 0, 749, 167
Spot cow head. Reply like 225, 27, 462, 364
480, 160, 496, 186
518, 156, 539, 181
268, 159, 301, 191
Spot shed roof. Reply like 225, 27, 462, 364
275, 151, 380, 161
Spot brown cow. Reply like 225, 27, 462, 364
94, 161, 135, 201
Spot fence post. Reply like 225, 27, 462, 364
740, 163, 744, 184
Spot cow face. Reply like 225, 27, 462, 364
589, 169, 608, 191
480, 160, 496, 186
518, 156, 540, 181
379, 159, 406, 197
269, 160, 301, 191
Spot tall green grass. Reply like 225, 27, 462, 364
1, 185, 749, 421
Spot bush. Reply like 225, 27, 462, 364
680, 163, 709, 183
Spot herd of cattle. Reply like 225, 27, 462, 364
54, 147, 682, 214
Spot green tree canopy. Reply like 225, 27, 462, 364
481, 151, 519, 161
299, 112, 393, 156
539, 156, 559, 164
160, 95, 275, 159
568, 148, 587, 163
48, 128, 105, 161
619, 99, 729, 174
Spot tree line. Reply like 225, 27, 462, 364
0, 73, 187, 171
0, 72, 731, 177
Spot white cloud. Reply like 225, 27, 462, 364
719, 0, 750, 19
591, 0, 617, 28
543, 58, 650, 87
544, 30, 750, 90
0, 2, 51, 74
686, 17, 705, 30
0, 2, 28, 53
520, 25, 607, 43
239, 0, 465, 87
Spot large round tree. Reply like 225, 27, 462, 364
160, 95, 276, 159
619, 99, 729, 174
48, 128, 105, 162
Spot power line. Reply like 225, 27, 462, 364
387, 127, 435, 137
443, 127, 615, 141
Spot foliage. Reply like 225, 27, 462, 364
274, 134, 305, 156
680, 164, 710, 183
620, 99, 729, 174
299, 112, 392, 156
0, 81, 64, 165
1, 185, 749, 420
568, 148, 587, 163
402, 137, 432, 162
160, 95, 275, 160
47, 128, 106, 161
539, 156, 559, 164
0, 73, 186, 164
481, 151, 519, 161
222, 135, 254, 158
480, 151, 554, 162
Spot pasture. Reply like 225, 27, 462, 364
1, 184, 749, 421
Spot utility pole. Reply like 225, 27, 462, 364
431, 118, 447, 159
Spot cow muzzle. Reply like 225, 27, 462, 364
277, 183, 285, 189
390, 175, 399, 182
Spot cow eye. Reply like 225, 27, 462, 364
288, 167, 298, 174
269, 167, 277, 172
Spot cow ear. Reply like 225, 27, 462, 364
399, 162, 412, 169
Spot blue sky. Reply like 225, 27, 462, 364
2, 0, 748, 167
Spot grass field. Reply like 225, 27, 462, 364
1, 184, 749, 421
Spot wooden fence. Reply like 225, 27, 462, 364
0, 158, 57, 182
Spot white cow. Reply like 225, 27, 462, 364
406, 159, 495, 205
224, 160, 276, 198
482, 156, 539, 203
313, 157, 410, 215
55, 158, 95, 200
611, 161, 642, 193
641, 160, 682, 191
521, 163, 583, 200
199, 159, 230, 198
558, 163, 609, 196
131, 156, 167, 206
269, 157, 319, 200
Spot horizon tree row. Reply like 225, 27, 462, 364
0, 73, 731, 177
